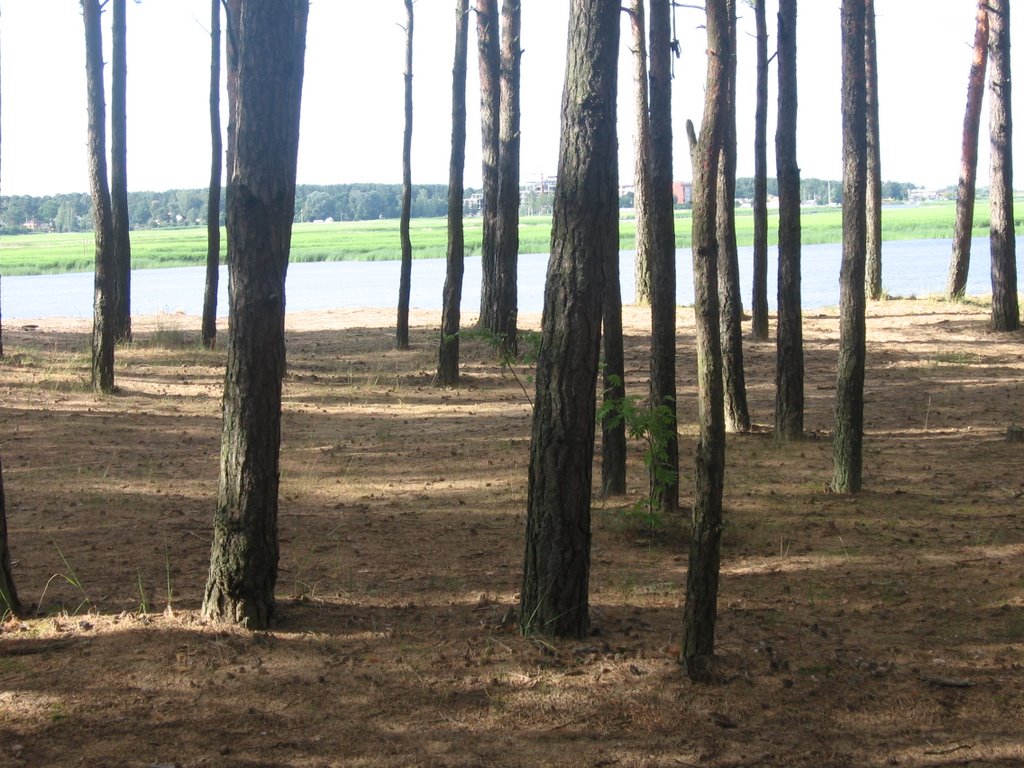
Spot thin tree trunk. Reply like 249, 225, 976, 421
647, 0, 679, 514
601, 221, 627, 497
774, 0, 802, 441
988, 0, 1019, 332
224, 0, 240, 189
630, 0, 653, 307
520, 0, 619, 640
202, 0, 222, 350
717, 0, 750, 434
493, 0, 521, 354
864, 0, 882, 301
0, 456, 20, 617
750, 0, 769, 341
438, 0, 470, 386
682, 0, 729, 685
0, 38, 18, 615
948, 2, 988, 301
832, 0, 867, 495
397, 0, 415, 350
202, 0, 309, 629
110, 0, 132, 343
477, 0, 500, 328
83, 0, 116, 394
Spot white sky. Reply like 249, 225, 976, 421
0, 1, 1018, 197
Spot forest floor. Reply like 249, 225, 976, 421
0, 297, 1022, 767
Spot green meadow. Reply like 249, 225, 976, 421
0, 200, 1008, 277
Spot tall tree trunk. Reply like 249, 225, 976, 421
0, 37, 18, 615
110, 0, 132, 343
0, 17, 3, 360
82, 0, 116, 394
988, 0, 1019, 332
438, 0, 470, 386
682, 0, 729, 685
948, 2, 989, 301
397, 0, 415, 350
202, 0, 309, 630
647, 0, 679, 514
750, 0, 769, 341
832, 0, 867, 494
717, 0, 750, 434
0, 456, 20, 617
202, 0, 223, 350
864, 0, 882, 301
520, 0, 619, 640
630, 0, 653, 307
492, 0, 521, 354
476, 0, 501, 328
774, 0, 802, 441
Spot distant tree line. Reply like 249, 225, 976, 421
0, 178, 932, 234
0, 183, 451, 234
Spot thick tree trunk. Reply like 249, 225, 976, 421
476, 0, 501, 328
110, 0, 132, 343
202, 0, 309, 630
774, 0, 802, 441
520, 0, 619, 639
750, 0, 769, 341
492, 0, 521, 354
438, 0, 470, 387
83, 0, 116, 394
681, 0, 729, 685
202, 0, 223, 350
864, 0, 882, 301
396, 0, 415, 350
832, 0, 867, 495
988, 0, 1019, 332
0, 456, 20, 617
948, 2, 988, 301
630, 0, 653, 307
647, 0, 679, 514
717, 0, 750, 434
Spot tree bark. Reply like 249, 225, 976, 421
0, 43, 17, 615
750, 0, 769, 341
438, 0, 470, 387
202, 0, 309, 629
630, 0, 653, 307
83, 0, 116, 395
948, 2, 988, 301
520, 0, 619, 639
864, 0, 882, 302
647, 0, 679, 514
396, 0, 415, 350
110, 0, 132, 343
202, 0, 223, 350
0, 456, 20, 617
774, 0, 802, 441
476, 0, 501, 328
988, 0, 1019, 332
491, 0, 521, 354
681, 0, 729, 685
832, 0, 867, 495
716, 0, 750, 434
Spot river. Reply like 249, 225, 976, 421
2, 237, 1020, 320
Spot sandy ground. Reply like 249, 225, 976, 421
0, 298, 1022, 767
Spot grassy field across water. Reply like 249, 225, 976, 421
0, 199, 1013, 277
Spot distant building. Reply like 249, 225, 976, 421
672, 181, 694, 205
